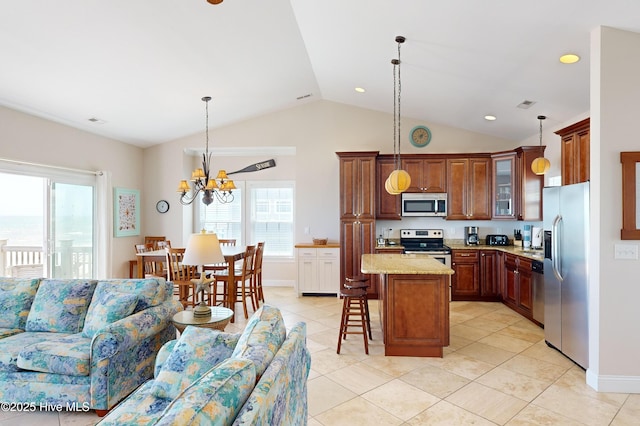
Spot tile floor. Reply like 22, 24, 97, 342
1, 286, 638, 425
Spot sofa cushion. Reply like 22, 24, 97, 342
230, 304, 286, 379
95, 278, 168, 312
154, 358, 256, 426
81, 284, 139, 338
0, 332, 73, 372
150, 326, 240, 400
0, 277, 41, 330
17, 333, 91, 376
93, 381, 172, 426
25, 279, 97, 333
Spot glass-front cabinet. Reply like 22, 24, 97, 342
492, 153, 516, 219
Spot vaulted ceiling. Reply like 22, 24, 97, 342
1, 0, 639, 147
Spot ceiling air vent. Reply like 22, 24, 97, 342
517, 100, 536, 109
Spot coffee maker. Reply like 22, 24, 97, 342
464, 226, 479, 245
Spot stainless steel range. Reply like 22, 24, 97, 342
400, 229, 452, 268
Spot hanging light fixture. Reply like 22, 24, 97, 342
385, 35, 411, 195
531, 115, 551, 175
177, 96, 236, 206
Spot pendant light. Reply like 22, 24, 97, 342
385, 35, 411, 195
531, 115, 550, 175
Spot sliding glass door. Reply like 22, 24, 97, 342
50, 181, 94, 278
0, 170, 96, 279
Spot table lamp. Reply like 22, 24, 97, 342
181, 231, 225, 318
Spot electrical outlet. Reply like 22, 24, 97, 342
304, 226, 310, 235
614, 244, 638, 260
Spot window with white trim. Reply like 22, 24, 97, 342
199, 181, 294, 258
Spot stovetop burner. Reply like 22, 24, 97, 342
400, 229, 451, 253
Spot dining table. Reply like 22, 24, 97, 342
136, 245, 247, 323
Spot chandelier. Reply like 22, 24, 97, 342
531, 115, 551, 175
177, 96, 236, 206
385, 36, 411, 195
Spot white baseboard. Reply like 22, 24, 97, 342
586, 369, 640, 393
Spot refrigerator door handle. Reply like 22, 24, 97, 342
552, 214, 563, 281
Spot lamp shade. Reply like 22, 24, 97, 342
531, 157, 551, 175
386, 169, 411, 194
182, 232, 225, 266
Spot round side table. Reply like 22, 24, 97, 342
172, 307, 234, 333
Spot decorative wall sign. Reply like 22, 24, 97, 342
114, 188, 140, 237
227, 159, 276, 175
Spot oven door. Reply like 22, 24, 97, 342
404, 251, 451, 268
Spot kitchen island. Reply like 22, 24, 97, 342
361, 253, 454, 357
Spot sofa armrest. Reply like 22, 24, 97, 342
89, 298, 183, 410
154, 340, 177, 378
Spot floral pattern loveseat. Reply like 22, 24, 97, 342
0, 276, 182, 415
98, 304, 312, 425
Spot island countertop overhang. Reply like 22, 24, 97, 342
361, 253, 454, 275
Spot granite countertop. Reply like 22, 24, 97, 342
447, 242, 544, 261
361, 253, 454, 275
373, 241, 544, 261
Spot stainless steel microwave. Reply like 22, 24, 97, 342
401, 193, 447, 217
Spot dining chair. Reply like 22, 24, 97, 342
206, 239, 236, 272
135, 243, 160, 277
211, 245, 256, 319
251, 242, 265, 309
165, 247, 202, 309
154, 240, 171, 276
144, 236, 167, 250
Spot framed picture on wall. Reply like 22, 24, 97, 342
114, 187, 140, 237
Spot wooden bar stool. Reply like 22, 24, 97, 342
337, 287, 369, 355
344, 276, 372, 340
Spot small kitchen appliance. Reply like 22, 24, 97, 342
464, 226, 479, 246
532, 226, 543, 249
400, 229, 451, 267
486, 234, 509, 246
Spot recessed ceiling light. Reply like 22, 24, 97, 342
484, 115, 497, 121
560, 54, 580, 64
355, 87, 366, 93
88, 117, 106, 124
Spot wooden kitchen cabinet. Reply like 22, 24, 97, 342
480, 250, 500, 299
401, 157, 447, 193
338, 152, 377, 220
375, 156, 401, 220
492, 146, 545, 221
446, 157, 491, 220
451, 250, 479, 299
337, 152, 378, 299
556, 118, 590, 185
502, 253, 533, 319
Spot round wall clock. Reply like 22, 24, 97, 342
410, 125, 432, 148
156, 200, 170, 214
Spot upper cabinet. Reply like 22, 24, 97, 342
491, 146, 545, 221
556, 118, 590, 185
401, 157, 447, 193
446, 157, 491, 220
375, 156, 402, 220
337, 152, 378, 220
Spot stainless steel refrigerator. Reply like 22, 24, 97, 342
543, 182, 589, 369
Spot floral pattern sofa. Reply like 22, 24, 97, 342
98, 304, 311, 425
0, 276, 183, 415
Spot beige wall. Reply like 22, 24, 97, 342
586, 26, 640, 392
0, 105, 144, 278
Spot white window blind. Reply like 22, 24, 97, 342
248, 183, 294, 257
198, 181, 294, 258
